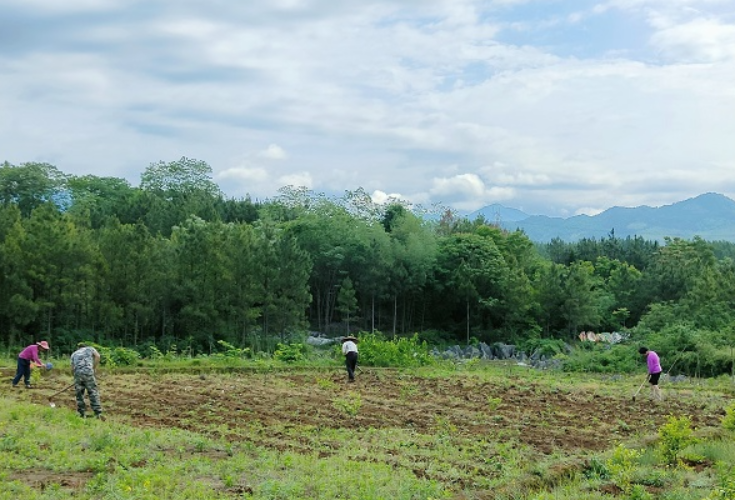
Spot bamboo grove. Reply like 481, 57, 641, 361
3, 158, 735, 355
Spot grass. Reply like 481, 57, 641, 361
0, 400, 448, 499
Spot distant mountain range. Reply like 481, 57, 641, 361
468, 192, 735, 243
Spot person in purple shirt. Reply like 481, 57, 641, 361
12, 341, 50, 388
639, 346, 663, 400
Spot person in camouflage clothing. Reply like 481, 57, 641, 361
70, 343, 103, 419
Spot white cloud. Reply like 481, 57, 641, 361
427, 174, 516, 211
258, 144, 288, 160
1, 0, 735, 216
217, 166, 269, 183
371, 190, 405, 205
278, 172, 313, 189
650, 18, 735, 62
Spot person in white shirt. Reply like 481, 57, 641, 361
341, 336, 359, 382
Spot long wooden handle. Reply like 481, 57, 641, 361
48, 383, 75, 400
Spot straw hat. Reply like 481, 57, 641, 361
342, 335, 358, 342
37, 340, 50, 350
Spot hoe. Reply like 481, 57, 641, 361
48, 383, 75, 408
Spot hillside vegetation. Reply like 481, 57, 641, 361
2, 159, 735, 380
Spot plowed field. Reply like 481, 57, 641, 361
3, 366, 723, 458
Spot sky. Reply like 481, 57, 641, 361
1, 0, 735, 217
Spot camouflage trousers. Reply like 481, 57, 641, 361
74, 372, 102, 416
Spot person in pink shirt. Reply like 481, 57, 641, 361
639, 346, 663, 400
12, 341, 50, 388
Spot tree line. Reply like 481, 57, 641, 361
2, 158, 735, 356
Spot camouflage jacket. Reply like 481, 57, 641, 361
71, 346, 99, 376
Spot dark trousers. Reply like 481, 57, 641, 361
12, 358, 31, 387
345, 352, 358, 381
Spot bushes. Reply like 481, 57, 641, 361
657, 415, 697, 465
274, 342, 309, 362
354, 332, 433, 368
521, 338, 568, 358
563, 343, 639, 374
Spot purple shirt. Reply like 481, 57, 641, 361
19, 344, 43, 365
647, 351, 662, 374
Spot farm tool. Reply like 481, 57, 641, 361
631, 374, 649, 401
48, 382, 75, 407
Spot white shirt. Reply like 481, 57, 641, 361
342, 340, 358, 355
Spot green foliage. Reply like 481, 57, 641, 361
7, 159, 735, 373
657, 415, 697, 465
332, 392, 361, 417
704, 465, 735, 500
521, 338, 568, 358
214, 340, 250, 358
110, 346, 141, 366
723, 402, 735, 432
355, 332, 433, 367
583, 457, 610, 480
273, 342, 309, 362
83, 342, 115, 367
606, 444, 641, 494
563, 343, 639, 373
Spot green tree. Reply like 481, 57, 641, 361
431, 232, 506, 343
0, 162, 67, 217
139, 157, 222, 236
257, 223, 312, 345
0, 204, 35, 343
336, 277, 358, 333
67, 175, 141, 228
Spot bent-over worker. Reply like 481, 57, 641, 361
71, 343, 104, 419
341, 335, 359, 382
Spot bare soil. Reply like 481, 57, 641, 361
3, 366, 723, 455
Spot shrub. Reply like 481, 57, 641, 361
213, 340, 250, 358
274, 342, 308, 362
657, 415, 697, 465
354, 332, 433, 368
521, 338, 568, 358
704, 465, 735, 500
606, 444, 641, 494
563, 343, 639, 373
110, 347, 141, 366
722, 401, 735, 432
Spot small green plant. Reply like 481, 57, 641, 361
214, 340, 250, 358
703, 465, 735, 500
657, 415, 697, 465
433, 415, 457, 439
721, 401, 735, 432
316, 377, 338, 390
486, 396, 502, 411
332, 392, 361, 417
274, 342, 308, 362
399, 383, 418, 401
607, 444, 640, 494
583, 457, 610, 480
30, 366, 42, 385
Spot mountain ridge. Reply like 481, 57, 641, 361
467, 192, 735, 242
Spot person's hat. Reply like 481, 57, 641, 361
342, 335, 358, 342
37, 340, 50, 350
